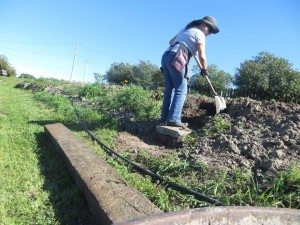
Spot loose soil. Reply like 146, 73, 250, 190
116, 95, 300, 175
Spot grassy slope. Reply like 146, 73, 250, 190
0, 78, 92, 225
1, 77, 299, 224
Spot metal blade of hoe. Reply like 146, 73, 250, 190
194, 56, 226, 114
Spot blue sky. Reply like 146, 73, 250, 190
1, 0, 299, 82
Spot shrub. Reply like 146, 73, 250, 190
34, 92, 76, 122
0, 55, 17, 77
18, 73, 36, 79
190, 64, 233, 96
109, 85, 161, 120
78, 83, 104, 99
234, 52, 300, 103
104, 61, 163, 89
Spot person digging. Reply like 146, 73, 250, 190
160, 16, 219, 128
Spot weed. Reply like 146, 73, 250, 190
129, 150, 300, 208
202, 115, 231, 137
112, 85, 161, 120
78, 83, 104, 99
34, 92, 76, 122
182, 133, 197, 145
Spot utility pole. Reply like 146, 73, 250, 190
83, 60, 87, 82
70, 43, 78, 82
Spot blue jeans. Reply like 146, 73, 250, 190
161, 50, 188, 123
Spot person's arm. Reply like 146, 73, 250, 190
169, 35, 177, 45
196, 43, 207, 69
196, 42, 209, 76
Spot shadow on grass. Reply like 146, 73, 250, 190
34, 131, 97, 225
121, 119, 162, 146
29, 120, 86, 132
29, 118, 114, 133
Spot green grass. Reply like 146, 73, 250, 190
3, 76, 299, 221
74, 131, 205, 212
27, 78, 162, 122
23, 77, 300, 210
0, 78, 92, 225
130, 151, 300, 208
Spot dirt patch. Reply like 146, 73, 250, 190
115, 132, 157, 153
117, 95, 300, 175
186, 97, 300, 173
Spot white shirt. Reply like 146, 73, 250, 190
175, 28, 205, 56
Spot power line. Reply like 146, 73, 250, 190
7, 52, 70, 72
78, 43, 128, 62
0, 40, 75, 45
0, 40, 141, 65
76, 55, 107, 68
1, 39, 159, 82
0, 45, 72, 57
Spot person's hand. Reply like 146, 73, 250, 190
201, 68, 208, 77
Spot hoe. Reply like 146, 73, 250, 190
194, 56, 226, 114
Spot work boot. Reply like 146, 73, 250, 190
166, 121, 189, 128
158, 119, 166, 125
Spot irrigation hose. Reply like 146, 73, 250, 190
71, 98, 226, 206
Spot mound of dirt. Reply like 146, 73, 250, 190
117, 95, 299, 175
182, 96, 300, 173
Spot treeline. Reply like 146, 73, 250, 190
102, 61, 164, 89
2, 52, 300, 103
101, 52, 300, 103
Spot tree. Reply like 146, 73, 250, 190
190, 64, 233, 95
19, 73, 35, 79
104, 62, 134, 85
0, 55, 17, 77
94, 73, 104, 84
150, 68, 164, 89
234, 52, 300, 103
133, 61, 163, 88
104, 61, 163, 88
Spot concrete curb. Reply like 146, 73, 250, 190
116, 207, 300, 225
44, 123, 161, 225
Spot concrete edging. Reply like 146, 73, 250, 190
116, 206, 300, 225
44, 123, 161, 225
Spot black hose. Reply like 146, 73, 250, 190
72, 98, 226, 206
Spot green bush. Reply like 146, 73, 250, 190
78, 83, 104, 99
34, 77, 69, 86
111, 85, 161, 120
32, 80, 162, 122
34, 92, 76, 122
18, 73, 36, 79
234, 52, 300, 103
0, 55, 16, 77
78, 84, 162, 123
190, 64, 233, 96
104, 61, 163, 89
